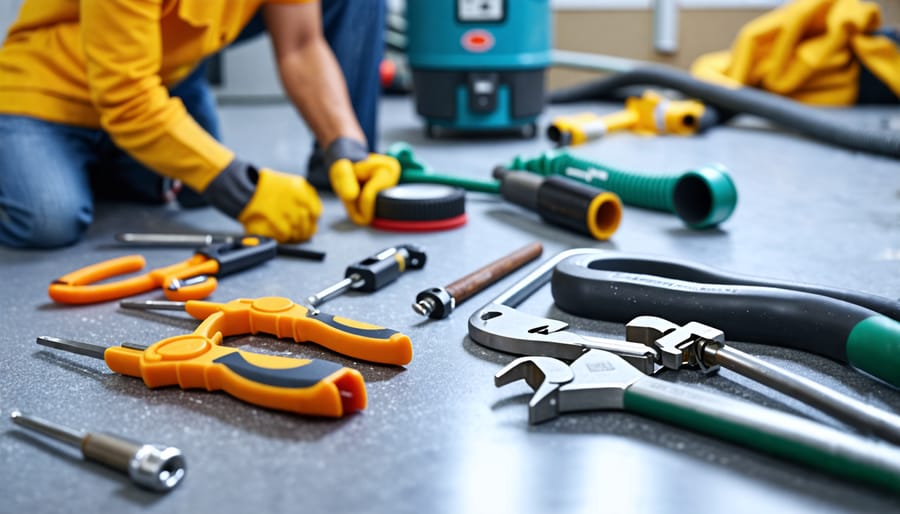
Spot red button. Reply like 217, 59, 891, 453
461, 29, 495, 52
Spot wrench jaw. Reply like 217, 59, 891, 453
468, 304, 589, 361
495, 356, 574, 424
626, 316, 724, 374
495, 351, 644, 424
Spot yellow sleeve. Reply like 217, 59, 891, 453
81, 0, 234, 192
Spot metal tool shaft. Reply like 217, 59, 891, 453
307, 274, 364, 307
11, 410, 84, 447
116, 232, 224, 246
708, 345, 900, 445
413, 242, 543, 319
11, 410, 186, 492
36, 336, 106, 360
120, 300, 187, 311
447, 242, 543, 305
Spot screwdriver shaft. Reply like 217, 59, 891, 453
36, 336, 106, 360
121, 300, 188, 311
307, 274, 364, 307
116, 232, 223, 246
11, 410, 84, 447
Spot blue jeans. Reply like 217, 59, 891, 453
0, 0, 385, 248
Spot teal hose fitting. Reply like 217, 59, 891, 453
508, 149, 738, 229
387, 142, 501, 194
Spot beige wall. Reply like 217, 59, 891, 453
549, 2, 900, 91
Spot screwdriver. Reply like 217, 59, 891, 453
10, 410, 185, 492
307, 244, 427, 308
413, 242, 544, 319
116, 232, 326, 261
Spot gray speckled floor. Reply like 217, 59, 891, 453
2, 95, 900, 513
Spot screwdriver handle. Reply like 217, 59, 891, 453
625, 377, 900, 492
346, 244, 427, 292
185, 297, 413, 365
104, 313, 367, 417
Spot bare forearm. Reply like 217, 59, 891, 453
276, 38, 366, 149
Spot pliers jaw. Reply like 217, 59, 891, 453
495, 350, 644, 424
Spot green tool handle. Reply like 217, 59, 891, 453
509, 150, 737, 229
624, 378, 900, 492
400, 169, 500, 194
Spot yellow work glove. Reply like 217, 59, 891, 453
203, 159, 322, 243
324, 138, 400, 225
690, 0, 900, 105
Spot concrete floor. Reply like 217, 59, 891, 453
2, 95, 900, 513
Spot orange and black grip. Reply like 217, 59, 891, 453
103, 314, 366, 417
184, 297, 413, 365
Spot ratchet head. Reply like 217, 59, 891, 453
495, 350, 644, 424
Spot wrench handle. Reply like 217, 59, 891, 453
624, 377, 900, 492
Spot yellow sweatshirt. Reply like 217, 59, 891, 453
0, 0, 307, 192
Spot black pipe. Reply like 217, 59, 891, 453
548, 66, 900, 159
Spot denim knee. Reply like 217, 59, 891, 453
0, 114, 96, 249
0, 195, 92, 249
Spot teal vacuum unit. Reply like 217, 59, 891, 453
406, 0, 552, 137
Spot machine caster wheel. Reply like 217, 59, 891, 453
520, 122, 538, 139
425, 124, 440, 139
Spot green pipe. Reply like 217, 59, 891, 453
387, 142, 501, 194
508, 149, 738, 229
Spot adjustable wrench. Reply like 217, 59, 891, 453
495, 351, 900, 492
468, 249, 900, 443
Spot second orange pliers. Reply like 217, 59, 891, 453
121, 296, 414, 366
49, 236, 277, 304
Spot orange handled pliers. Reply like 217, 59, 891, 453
122, 296, 414, 365
48, 236, 277, 304
37, 299, 368, 417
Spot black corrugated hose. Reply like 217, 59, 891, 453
548, 66, 900, 160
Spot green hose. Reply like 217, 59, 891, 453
387, 142, 501, 194
508, 149, 738, 229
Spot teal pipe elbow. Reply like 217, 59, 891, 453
508, 149, 738, 229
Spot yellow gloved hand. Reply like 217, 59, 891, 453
325, 138, 401, 225
237, 169, 322, 242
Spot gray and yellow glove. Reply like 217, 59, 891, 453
325, 138, 401, 225
203, 159, 322, 242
